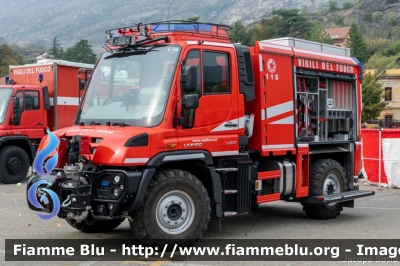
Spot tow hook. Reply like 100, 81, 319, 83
67, 206, 91, 223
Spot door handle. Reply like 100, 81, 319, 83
224, 123, 238, 127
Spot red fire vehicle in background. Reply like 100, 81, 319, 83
0, 60, 93, 183
27, 21, 374, 246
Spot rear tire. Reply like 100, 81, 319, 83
0, 146, 30, 184
130, 169, 211, 246
302, 159, 347, 220
66, 218, 124, 233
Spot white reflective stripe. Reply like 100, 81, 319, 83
259, 54, 264, 71
262, 144, 294, 149
124, 158, 149, 164
211, 151, 239, 156
294, 49, 355, 63
211, 117, 245, 132
270, 115, 294, 125
163, 153, 205, 161
266, 100, 293, 119
10, 60, 94, 69
297, 144, 309, 148
50, 97, 80, 106
259, 42, 292, 51
355, 141, 362, 145
186, 41, 234, 48
238, 116, 246, 129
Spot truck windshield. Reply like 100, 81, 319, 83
0, 88, 12, 125
78, 44, 181, 127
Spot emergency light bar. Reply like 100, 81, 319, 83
105, 21, 231, 44
111, 36, 134, 47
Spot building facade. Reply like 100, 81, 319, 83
324, 27, 350, 47
378, 69, 400, 126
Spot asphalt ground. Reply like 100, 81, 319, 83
0, 172, 399, 266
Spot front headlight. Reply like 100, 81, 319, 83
113, 175, 121, 184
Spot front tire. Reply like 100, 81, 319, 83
131, 169, 211, 246
0, 146, 30, 184
302, 159, 347, 220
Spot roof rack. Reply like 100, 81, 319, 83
105, 20, 231, 38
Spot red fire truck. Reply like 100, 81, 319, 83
0, 60, 93, 183
27, 21, 374, 245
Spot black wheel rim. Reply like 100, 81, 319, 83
7, 156, 23, 175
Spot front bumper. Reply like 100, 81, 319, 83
26, 169, 143, 219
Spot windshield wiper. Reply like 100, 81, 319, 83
89, 121, 101, 125
104, 45, 159, 59
105, 121, 130, 127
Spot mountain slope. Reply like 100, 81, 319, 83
312, 0, 400, 40
0, 0, 358, 49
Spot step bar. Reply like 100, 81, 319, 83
300, 190, 375, 204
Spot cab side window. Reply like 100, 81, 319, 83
203, 51, 230, 94
181, 50, 202, 129
185, 50, 202, 96
13, 90, 24, 125
25, 91, 40, 110
15, 91, 24, 112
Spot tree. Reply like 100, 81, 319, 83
64, 40, 97, 64
384, 40, 400, 56
342, 2, 354, 9
361, 72, 387, 122
364, 53, 399, 74
344, 23, 369, 64
187, 16, 201, 22
308, 21, 334, 45
0, 44, 23, 76
365, 38, 390, 55
333, 17, 344, 26
63, 46, 75, 61
328, 1, 339, 12
363, 13, 372, 22
228, 21, 258, 46
48, 36, 63, 59
262, 9, 312, 40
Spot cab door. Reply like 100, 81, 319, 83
177, 46, 242, 156
11, 89, 44, 138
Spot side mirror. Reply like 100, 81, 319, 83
12, 97, 21, 126
13, 96, 20, 109
181, 65, 197, 92
181, 94, 199, 109
80, 80, 86, 90
42, 86, 51, 110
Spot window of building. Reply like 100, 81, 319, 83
385, 115, 393, 122
385, 87, 392, 101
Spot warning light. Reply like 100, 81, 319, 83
167, 144, 177, 149
38, 73, 43, 82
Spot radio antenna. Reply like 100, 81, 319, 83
167, 3, 171, 20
